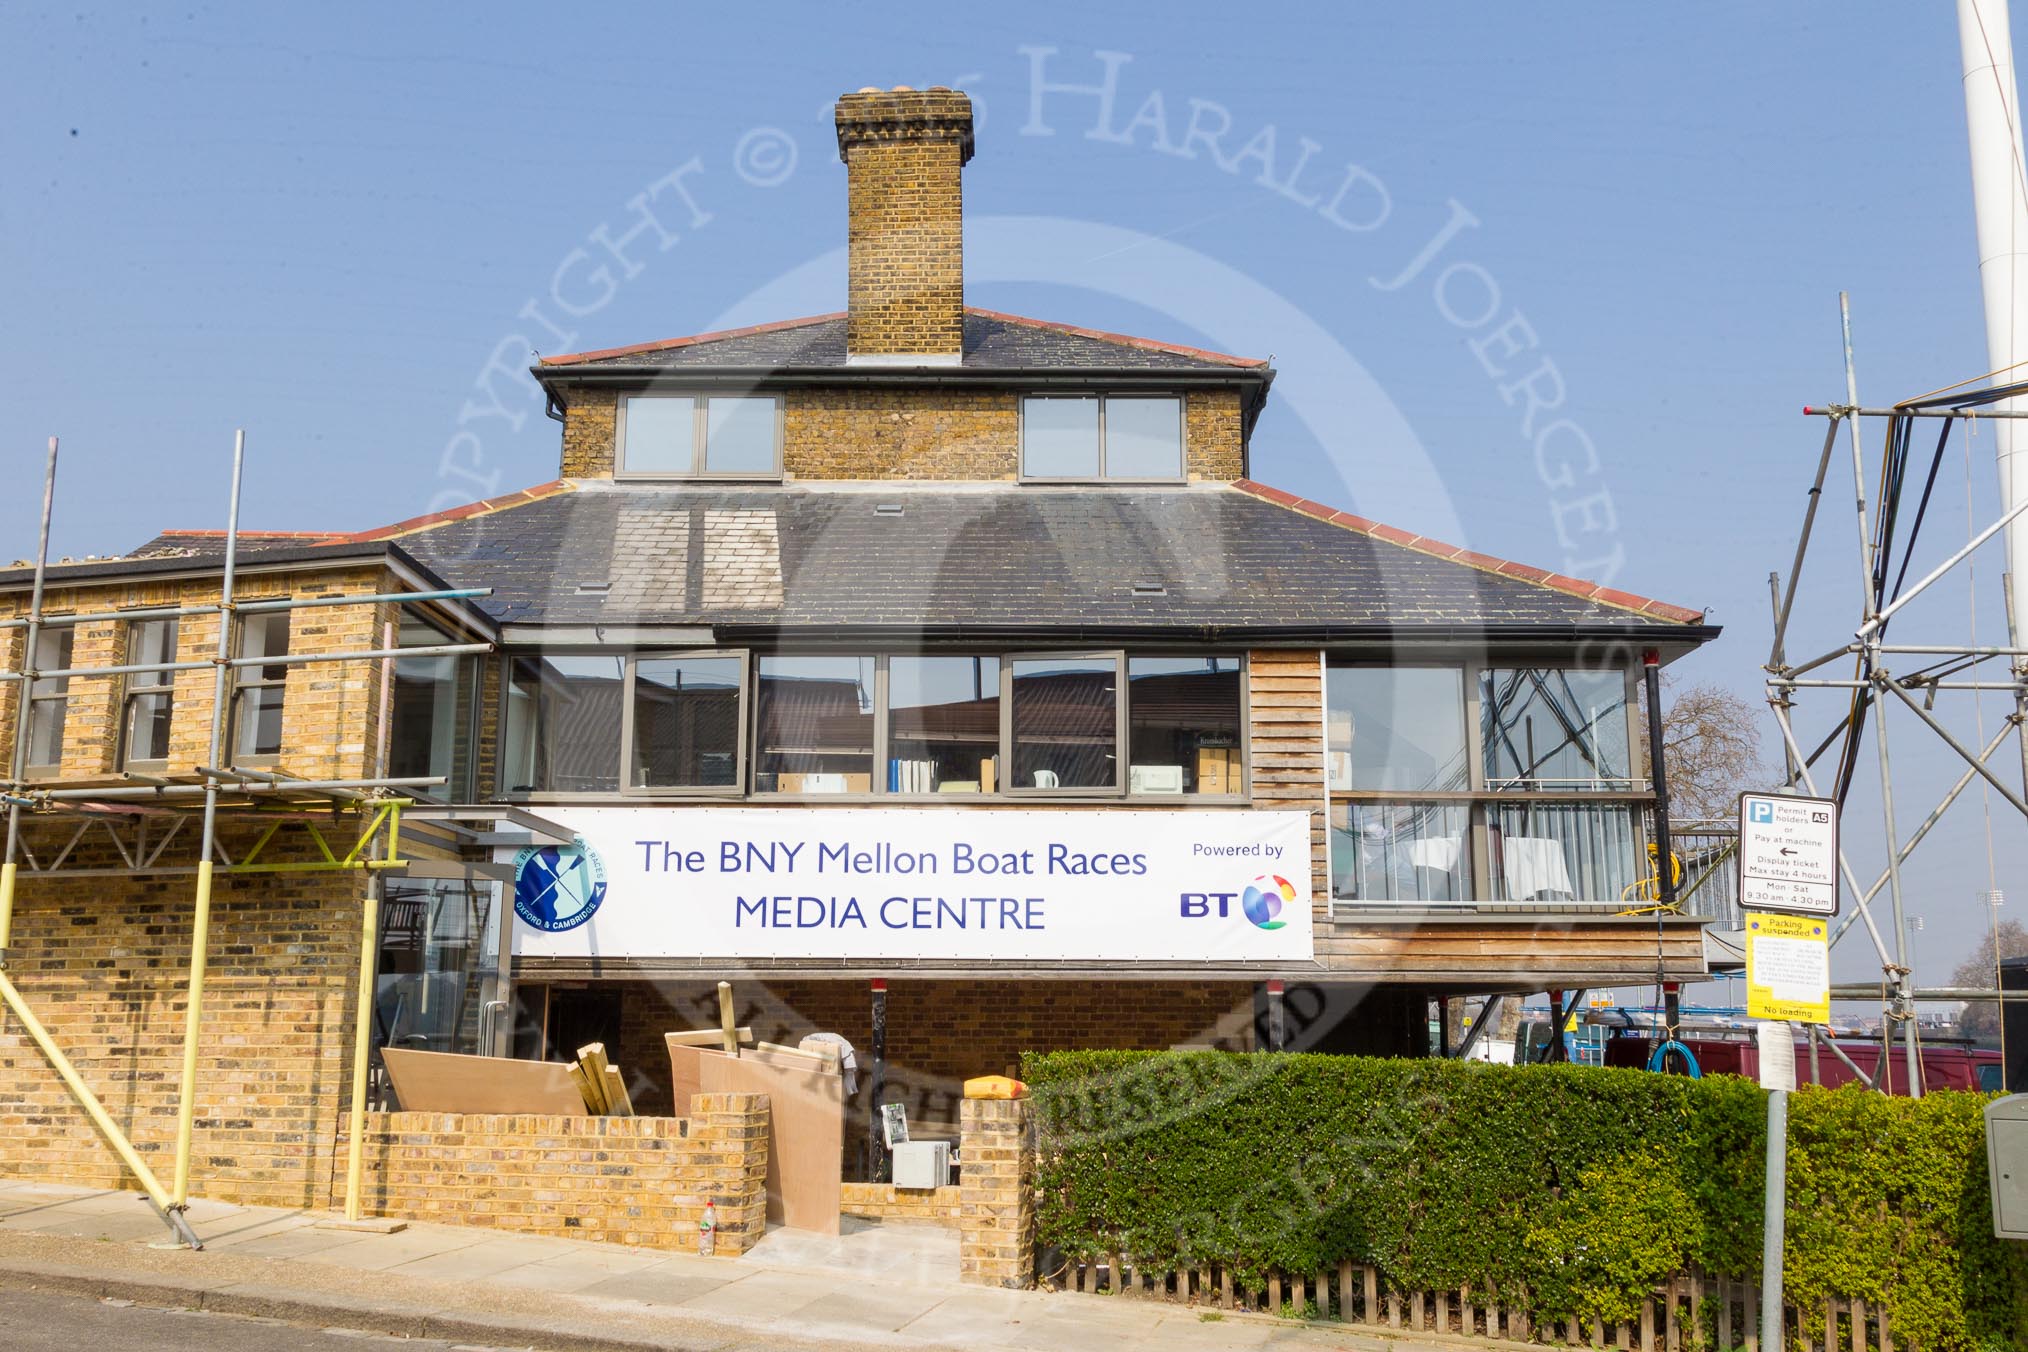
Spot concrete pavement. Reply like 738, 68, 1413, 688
0, 1179, 1525, 1351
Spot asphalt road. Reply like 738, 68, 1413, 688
0, 1289, 548, 1351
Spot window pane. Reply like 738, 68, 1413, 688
1022, 397, 1100, 478
889, 656, 1000, 793
1492, 801, 1639, 902
1127, 656, 1241, 794
1105, 397, 1183, 478
233, 687, 286, 758
755, 657, 875, 793
1010, 657, 1116, 789
238, 613, 291, 679
29, 628, 72, 700
632, 656, 741, 788
1325, 667, 1468, 793
127, 619, 178, 690
703, 397, 777, 475
388, 618, 477, 796
1329, 802, 1472, 902
125, 691, 174, 763
1480, 668, 1631, 789
622, 396, 696, 474
26, 628, 72, 768
501, 655, 624, 793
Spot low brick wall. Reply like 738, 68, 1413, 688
959, 1096, 1035, 1287
840, 1181, 962, 1227
337, 1093, 769, 1254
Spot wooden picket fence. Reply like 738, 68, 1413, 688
1046, 1256, 1908, 1351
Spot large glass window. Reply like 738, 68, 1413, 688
490, 649, 1247, 801
24, 627, 73, 771
1326, 667, 1468, 793
754, 656, 875, 793
387, 616, 480, 799
500, 655, 625, 793
120, 618, 178, 767
630, 655, 742, 789
231, 613, 290, 760
619, 394, 781, 477
888, 656, 999, 794
1480, 668, 1632, 789
1126, 656, 1242, 794
1021, 395, 1183, 480
1010, 656, 1118, 790
1324, 661, 1644, 906
1330, 802, 1472, 903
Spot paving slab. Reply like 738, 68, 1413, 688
676, 1265, 853, 1320
388, 1232, 574, 1282
308, 1222, 488, 1272
575, 1256, 736, 1306
779, 1283, 956, 1342
216, 1223, 376, 1261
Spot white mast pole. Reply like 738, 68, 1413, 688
1958, 0, 2028, 651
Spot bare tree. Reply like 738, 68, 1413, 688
1951, 918, 2028, 1042
1638, 674, 1769, 820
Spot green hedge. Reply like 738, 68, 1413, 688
1022, 1051, 2028, 1349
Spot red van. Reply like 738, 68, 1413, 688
1602, 1030, 2001, 1095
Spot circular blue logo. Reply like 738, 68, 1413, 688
512, 836, 608, 933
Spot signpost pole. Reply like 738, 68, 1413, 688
869, 977, 888, 1181
1761, 1086, 1789, 1351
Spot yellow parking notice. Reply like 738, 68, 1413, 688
1745, 911, 1831, 1024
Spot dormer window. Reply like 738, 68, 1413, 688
617, 393, 782, 479
1020, 394, 1184, 481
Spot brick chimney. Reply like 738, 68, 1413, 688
835, 86, 974, 365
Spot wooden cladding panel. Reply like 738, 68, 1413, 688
1248, 649, 1325, 896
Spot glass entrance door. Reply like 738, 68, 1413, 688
374, 873, 512, 1059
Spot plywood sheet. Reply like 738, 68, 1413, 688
381, 1047, 588, 1115
666, 1038, 844, 1236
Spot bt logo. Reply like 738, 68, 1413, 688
1180, 874, 1298, 931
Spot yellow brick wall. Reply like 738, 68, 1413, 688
958, 1095, 1034, 1287
560, 388, 617, 478
339, 1096, 770, 1254
0, 565, 401, 784
840, 1180, 961, 1227
563, 385, 1246, 483
0, 825, 366, 1208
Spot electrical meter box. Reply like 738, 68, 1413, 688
1985, 1095, 2028, 1239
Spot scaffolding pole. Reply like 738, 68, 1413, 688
170, 429, 245, 1213
0, 438, 56, 964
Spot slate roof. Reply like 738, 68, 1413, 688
356, 480, 1712, 639
536, 309, 1269, 373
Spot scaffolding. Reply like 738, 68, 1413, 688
0, 432, 560, 1246
1766, 297, 2028, 1098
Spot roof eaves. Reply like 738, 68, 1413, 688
1230, 479, 1709, 627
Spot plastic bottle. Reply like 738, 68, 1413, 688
698, 1200, 717, 1256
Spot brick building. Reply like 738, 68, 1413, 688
0, 86, 1717, 1211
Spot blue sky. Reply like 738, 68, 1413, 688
2, 3, 2020, 994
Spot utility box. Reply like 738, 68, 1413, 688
1985, 1095, 2028, 1239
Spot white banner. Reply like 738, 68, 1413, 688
505, 807, 1314, 962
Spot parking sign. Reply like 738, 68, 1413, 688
1736, 792, 1839, 917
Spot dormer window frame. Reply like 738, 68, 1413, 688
1018, 392, 1188, 485
614, 390, 786, 482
